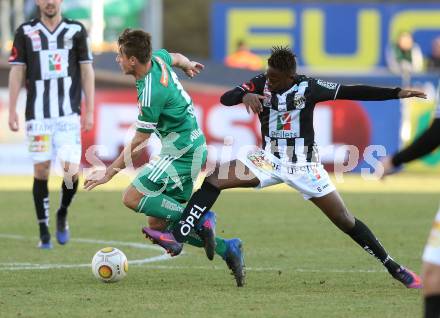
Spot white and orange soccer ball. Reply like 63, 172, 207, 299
91, 247, 128, 283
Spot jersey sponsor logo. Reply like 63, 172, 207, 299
161, 198, 183, 213
23, 26, 42, 51
247, 151, 277, 172
316, 80, 338, 90
187, 104, 196, 118
270, 111, 299, 138
277, 113, 291, 130
154, 56, 169, 87
179, 204, 207, 236
270, 131, 299, 138
26, 121, 52, 134
49, 53, 62, 71
241, 81, 255, 92
40, 49, 68, 80
293, 95, 306, 110
136, 120, 157, 130
308, 166, 321, 182
29, 135, 50, 152
287, 165, 314, 174
190, 128, 203, 142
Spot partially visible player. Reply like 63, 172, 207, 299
145, 46, 426, 289
380, 92, 440, 317
8, 0, 95, 248
83, 29, 245, 287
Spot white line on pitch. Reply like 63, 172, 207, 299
0, 233, 175, 270
136, 264, 386, 273
0, 233, 387, 274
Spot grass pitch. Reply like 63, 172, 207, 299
0, 175, 438, 318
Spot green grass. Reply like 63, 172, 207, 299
0, 190, 438, 318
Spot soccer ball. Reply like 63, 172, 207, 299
91, 247, 128, 283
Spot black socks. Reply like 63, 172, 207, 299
33, 178, 78, 242
425, 295, 440, 318
33, 178, 49, 241
172, 181, 220, 243
347, 218, 400, 273
57, 179, 78, 218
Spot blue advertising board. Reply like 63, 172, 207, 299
212, 2, 440, 71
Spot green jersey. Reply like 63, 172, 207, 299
135, 49, 205, 156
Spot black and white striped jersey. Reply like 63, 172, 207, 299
9, 18, 92, 121
221, 73, 402, 164
238, 74, 340, 164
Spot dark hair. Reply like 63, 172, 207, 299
268, 46, 296, 73
117, 28, 152, 64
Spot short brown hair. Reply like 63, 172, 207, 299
117, 28, 152, 64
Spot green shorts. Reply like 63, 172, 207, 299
132, 145, 207, 203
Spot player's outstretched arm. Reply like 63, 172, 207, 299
170, 53, 204, 78
337, 85, 426, 101
379, 118, 440, 178
84, 131, 151, 191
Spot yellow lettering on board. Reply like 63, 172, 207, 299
302, 9, 380, 71
227, 9, 294, 57
390, 10, 440, 41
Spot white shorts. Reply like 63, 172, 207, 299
422, 208, 440, 266
25, 114, 81, 164
238, 149, 336, 200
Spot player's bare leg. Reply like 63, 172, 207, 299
311, 191, 422, 288
34, 161, 51, 248
207, 160, 261, 190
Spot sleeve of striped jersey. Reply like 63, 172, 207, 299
8, 27, 26, 64
239, 73, 266, 94
153, 49, 172, 66
75, 24, 93, 62
309, 78, 341, 103
336, 85, 401, 101
221, 74, 266, 106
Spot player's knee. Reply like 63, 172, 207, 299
423, 263, 440, 295
205, 174, 221, 190
334, 209, 354, 232
122, 191, 139, 211
34, 162, 50, 179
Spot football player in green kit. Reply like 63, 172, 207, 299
84, 29, 245, 287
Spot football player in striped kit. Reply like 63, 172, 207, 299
150, 46, 426, 289
8, 0, 95, 248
